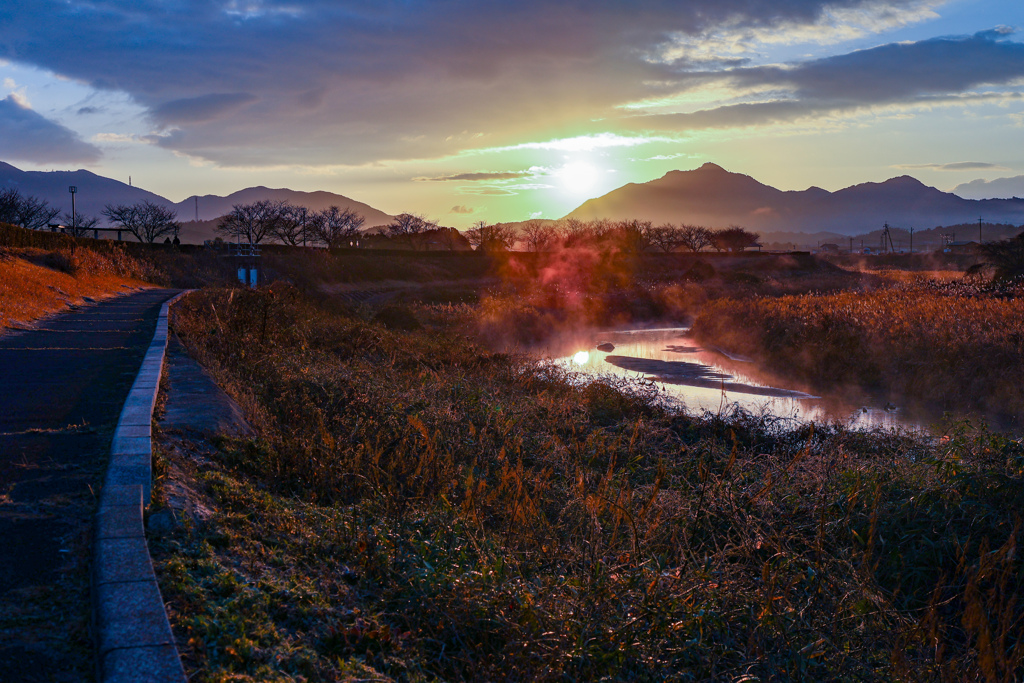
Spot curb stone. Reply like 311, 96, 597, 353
93, 291, 190, 683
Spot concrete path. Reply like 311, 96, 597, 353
0, 289, 178, 682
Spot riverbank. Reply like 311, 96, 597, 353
691, 276, 1024, 419
153, 286, 1023, 681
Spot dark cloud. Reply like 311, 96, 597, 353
77, 106, 101, 115
0, 96, 101, 163
151, 93, 257, 125
418, 171, 532, 182
450, 205, 474, 214
636, 30, 1024, 130
0, 0, 934, 166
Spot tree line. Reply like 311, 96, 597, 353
466, 218, 761, 253
213, 199, 469, 250
1, 188, 761, 253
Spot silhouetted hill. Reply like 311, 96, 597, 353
173, 187, 394, 228
0, 162, 170, 220
0, 162, 395, 243
566, 163, 1024, 235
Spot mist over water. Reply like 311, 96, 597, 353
536, 326, 956, 433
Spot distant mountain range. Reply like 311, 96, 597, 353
567, 163, 1024, 236
5, 160, 1024, 245
170, 187, 393, 227
0, 162, 393, 243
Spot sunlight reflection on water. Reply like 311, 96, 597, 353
539, 327, 929, 433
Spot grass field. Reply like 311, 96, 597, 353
150, 286, 1024, 681
691, 276, 1024, 418
0, 239, 157, 333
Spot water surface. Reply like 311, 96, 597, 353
539, 327, 931, 431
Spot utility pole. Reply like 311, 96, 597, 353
909, 227, 914, 254
849, 237, 853, 253
195, 196, 199, 222
68, 186, 77, 233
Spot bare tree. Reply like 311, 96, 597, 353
617, 219, 653, 253
432, 226, 466, 251
270, 203, 311, 246
315, 206, 365, 248
103, 201, 180, 243
648, 223, 681, 253
386, 213, 437, 249
711, 226, 761, 252
465, 221, 517, 251
61, 211, 100, 237
520, 220, 556, 252
559, 217, 591, 247
678, 225, 714, 252
0, 188, 60, 230
215, 200, 284, 246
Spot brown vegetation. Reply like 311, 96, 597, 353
0, 224, 159, 333
151, 286, 1024, 681
692, 276, 1024, 417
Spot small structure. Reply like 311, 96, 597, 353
943, 240, 979, 255
818, 243, 840, 254
227, 241, 262, 287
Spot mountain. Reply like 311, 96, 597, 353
566, 163, 1024, 235
173, 187, 393, 228
0, 161, 170, 220
0, 161, 395, 243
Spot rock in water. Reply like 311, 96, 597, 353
596, 342, 615, 352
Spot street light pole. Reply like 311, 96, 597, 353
68, 186, 77, 233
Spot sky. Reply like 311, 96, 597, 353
2, 0, 1024, 226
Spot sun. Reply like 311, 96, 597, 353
557, 161, 602, 196
573, 351, 590, 365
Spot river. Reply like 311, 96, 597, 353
539, 327, 948, 432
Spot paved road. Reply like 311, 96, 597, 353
0, 288, 178, 682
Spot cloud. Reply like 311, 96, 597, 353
953, 175, 1024, 199
0, 95, 101, 163
417, 171, 532, 182
151, 93, 257, 126
894, 161, 1010, 171
481, 133, 677, 154
632, 30, 1024, 130
450, 205, 475, 214
77, 106, 101, 115
0, 0, 940, 166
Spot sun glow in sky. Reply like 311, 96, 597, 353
1, 1, 1024, 226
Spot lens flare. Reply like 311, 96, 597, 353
573, 351, 590, 365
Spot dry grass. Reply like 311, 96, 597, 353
0, 222, 163, 333
692, 277, 1024, 417
0, 242, 155, 334
150, 286, 1024, 681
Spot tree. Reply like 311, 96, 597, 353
315, 206, 365, 248
464, 221, 517, 251
520, 220, 557, 252
677, 225, 714, 252
61, 211, 100, 237
617, 219, 653, 253
386, 213, 436, 249
648, 223, 682, 253
979, 231, 1024, 280
711, 226, 761, 252
103, 200, 180, 243
215, 200, 284, 246
0, 188, 60, 230
270, 203, 312, 246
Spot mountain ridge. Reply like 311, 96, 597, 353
0, 162, 394, 242
566, 164, 1024, 235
